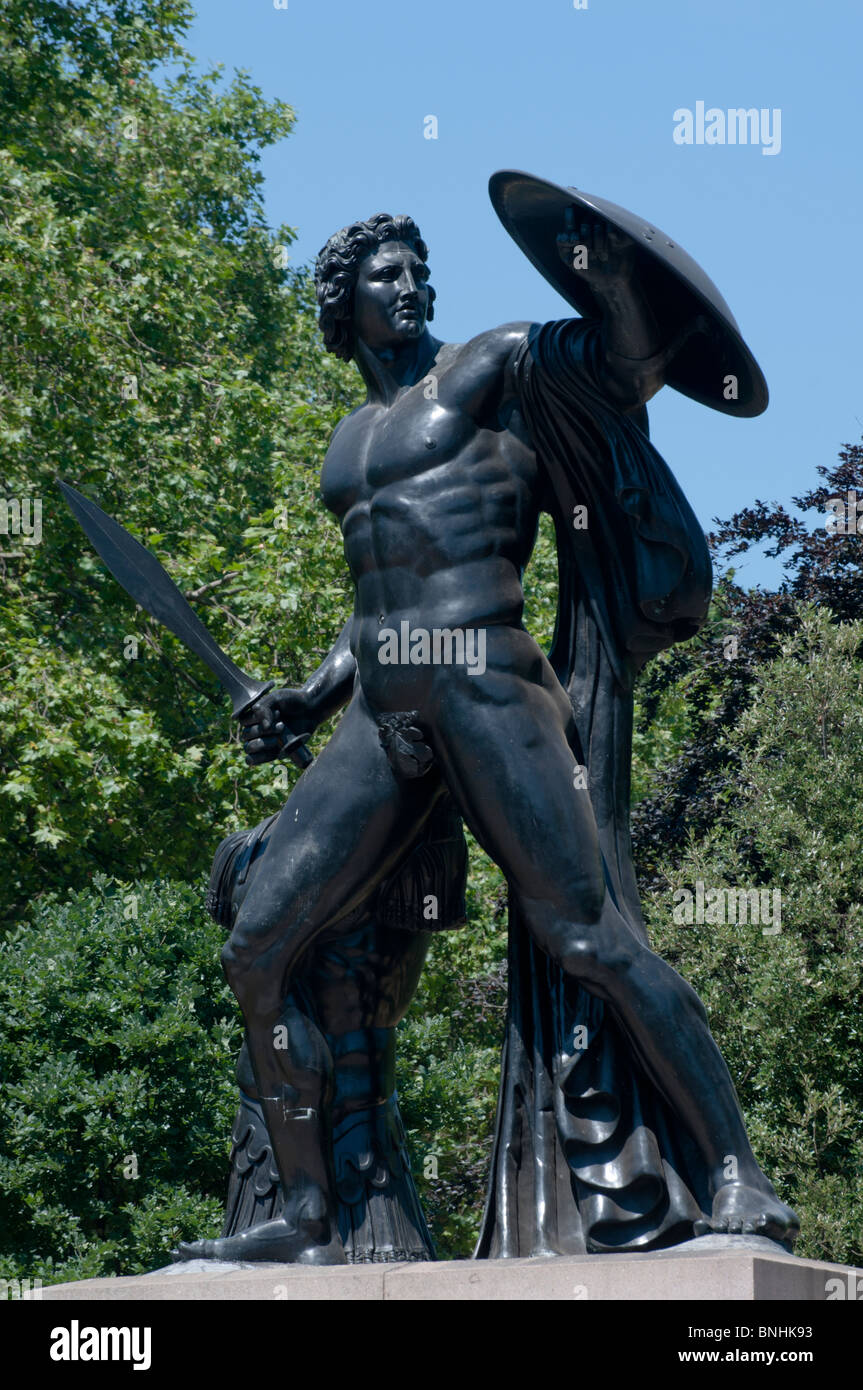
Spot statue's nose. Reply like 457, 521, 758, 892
399, 270, 419, 298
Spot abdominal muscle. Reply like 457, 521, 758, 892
351, 550, 561, 715
339, 414, 544, 713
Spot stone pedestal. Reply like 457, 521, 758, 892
39, 1236, 861, 1301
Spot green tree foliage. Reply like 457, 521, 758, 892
0, 0, 358, 924
630, 445, 863, 1263
632, 440, 863, 887
644, 605, 863, 1265
0, 874, 242, 1284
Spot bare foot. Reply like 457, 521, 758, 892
171, 1207, 347, 1266
695, 1182, 800, 1250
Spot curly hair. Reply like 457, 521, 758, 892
314, 213, 435, 361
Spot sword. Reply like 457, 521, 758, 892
58, 481, 313, 769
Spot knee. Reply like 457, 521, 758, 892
557, 930, 613, 985
520, 874, 604, 940
221, 935, 255, 1006
221, 925, 279, 1017
220, 935, 244, 987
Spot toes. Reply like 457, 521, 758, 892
697, 1196, 800, 1248
172, 1238, 213, 1261
754, 1210, 799, 1245
695, 1217, 732, 1236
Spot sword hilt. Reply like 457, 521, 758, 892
234, 685, 313, 771
231, 680, 275, 720
275, 734, 314, 770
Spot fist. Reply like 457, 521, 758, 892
556, 209, 636, 285
238, 687, 316, 766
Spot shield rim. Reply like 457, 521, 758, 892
488, 168, 768, 418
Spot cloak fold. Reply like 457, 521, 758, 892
476, 318, 714, 1256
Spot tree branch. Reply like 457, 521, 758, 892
184, 570, 240, 602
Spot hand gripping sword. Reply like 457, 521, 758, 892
58, 481, 313, 769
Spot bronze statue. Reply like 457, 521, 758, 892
175, 170, 797, 1263
64, 169, 799, 1265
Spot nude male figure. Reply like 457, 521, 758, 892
178, 210, 797, 1264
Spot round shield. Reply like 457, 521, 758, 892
489, 169, 768, 418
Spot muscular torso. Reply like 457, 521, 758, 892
320, 323, 546, 710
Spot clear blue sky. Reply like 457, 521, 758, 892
185, 0, 862, 588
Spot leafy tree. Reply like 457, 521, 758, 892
0, 874, 242, 1284
0, 0, 359, 925
632, 442, 863, 889
628, 441, 863, 1263
644, 604, 863, 1264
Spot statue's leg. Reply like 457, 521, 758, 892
218, 796, 465, 1258
177, 692, 443, 1264
428, 654, 798, 1247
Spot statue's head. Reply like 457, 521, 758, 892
315, 213, 435, 361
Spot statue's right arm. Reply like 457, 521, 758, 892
298, 616, 357, 724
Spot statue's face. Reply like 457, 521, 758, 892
353, 240, 431, 353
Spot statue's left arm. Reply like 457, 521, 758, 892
555, 218, 701, 414
502, 220, 715, 676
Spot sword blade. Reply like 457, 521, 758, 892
58, 480, 271, 718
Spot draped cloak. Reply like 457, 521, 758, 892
475, 318, 716, 1256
